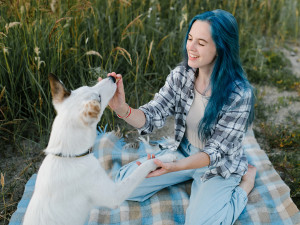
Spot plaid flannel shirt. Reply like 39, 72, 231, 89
138, 65, 252, 181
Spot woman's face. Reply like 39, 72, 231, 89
186, 20, 217, 70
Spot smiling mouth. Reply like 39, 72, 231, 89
188, 53, 199, 59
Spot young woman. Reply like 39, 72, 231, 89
101, 9, 257, 225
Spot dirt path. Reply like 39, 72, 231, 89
258, 44, 300, 125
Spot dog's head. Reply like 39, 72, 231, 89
49, 74, 117, 127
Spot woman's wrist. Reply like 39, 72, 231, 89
116, 103, 131, 119
173, 160, 184, 172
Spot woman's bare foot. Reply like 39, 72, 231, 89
239, 164, 257, 195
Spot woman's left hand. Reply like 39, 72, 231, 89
136, 154, 176, 178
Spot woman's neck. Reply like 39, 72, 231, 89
195, 68, 213, 96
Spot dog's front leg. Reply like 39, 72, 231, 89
110, 153, 176, 207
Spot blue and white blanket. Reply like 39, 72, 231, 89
9, 129, 300, 224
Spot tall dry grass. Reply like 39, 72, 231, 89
0, 0, 299, 144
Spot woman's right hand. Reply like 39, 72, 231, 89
98, 72, 128, 115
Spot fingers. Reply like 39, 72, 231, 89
107, 72, 117, 77
98, 72, 120, 82
153, 159, 163, 167
146, 162, 173, 178
98, 72, 122, 83
107, 72, 122, 83
108, 72, 124, 96
147, 154, 155, 160
153, 159, 173, 172
137, 154, 156, 166
147, 168, 166, 178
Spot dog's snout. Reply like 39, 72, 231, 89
108, 76, 116, 83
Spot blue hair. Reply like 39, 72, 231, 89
182, 9, 255, 141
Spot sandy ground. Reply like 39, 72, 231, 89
258, 44, 300, 125
282, 45, 300, 77
257, 85, 300, 124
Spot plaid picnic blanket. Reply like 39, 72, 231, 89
9, 129, 299, 225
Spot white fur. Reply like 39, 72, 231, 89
23, 77, 176, 225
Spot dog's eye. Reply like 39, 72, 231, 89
98, 95, 101, 102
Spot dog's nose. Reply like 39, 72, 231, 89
108, 76, 116, 83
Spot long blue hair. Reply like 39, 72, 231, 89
182, 9, 255, 141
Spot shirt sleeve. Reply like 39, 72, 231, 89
202, 87, 253, 169
137, 70, 178, 135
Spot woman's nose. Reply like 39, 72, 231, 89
187, 41, 196, 51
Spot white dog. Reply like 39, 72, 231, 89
23, 74, 176, 225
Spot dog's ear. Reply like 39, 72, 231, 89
48, 73, 71, 103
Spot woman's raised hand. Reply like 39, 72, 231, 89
98, 72, 128, 115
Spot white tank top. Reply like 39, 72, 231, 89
185, 88, 209, 149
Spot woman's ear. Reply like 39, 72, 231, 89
48, 73, 71, 104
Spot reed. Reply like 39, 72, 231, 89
0, 0, 298, 142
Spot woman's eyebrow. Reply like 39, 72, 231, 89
188, 34, 208, 43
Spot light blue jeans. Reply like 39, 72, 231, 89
114, 137, 248, 225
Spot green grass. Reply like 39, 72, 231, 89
0, 0, 299, 223
253, 121, 300, 206
0, 0, 299, 141
245, 49, 299, 91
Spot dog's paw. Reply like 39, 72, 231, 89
81, 100, 101, 125
156, 154, 177, 163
